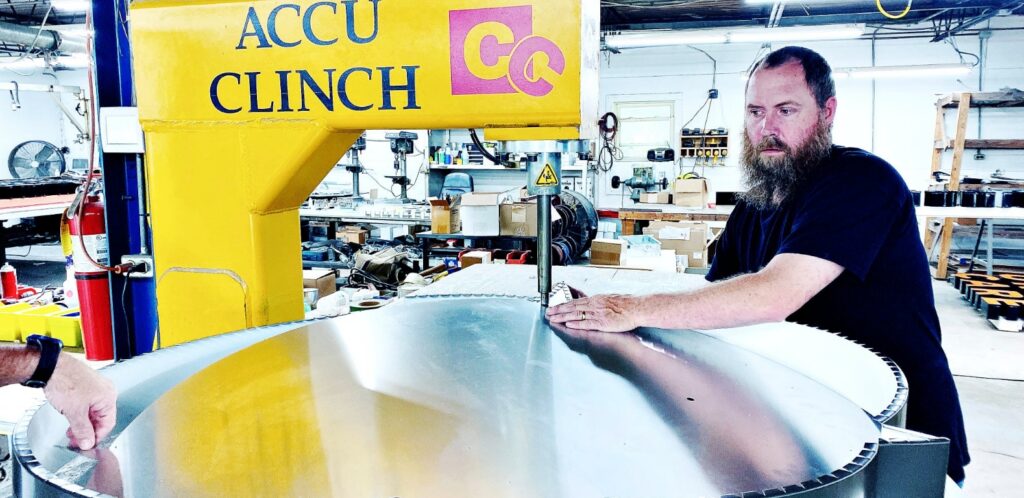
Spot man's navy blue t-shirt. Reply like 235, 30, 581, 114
707, 146, 969, 482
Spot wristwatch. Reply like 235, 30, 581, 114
21, 335, 63, 389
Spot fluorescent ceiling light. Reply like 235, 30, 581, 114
50, 0, 91, 12
739, 63, 972, 80
605, 25, 863, 50
729, 25, 864, 43
843, 63, 972, 79
605, 31, 728, 50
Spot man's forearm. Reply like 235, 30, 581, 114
634, 271, 793, 330
0, 345, 40, 386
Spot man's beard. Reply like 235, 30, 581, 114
740, 117, 833, 209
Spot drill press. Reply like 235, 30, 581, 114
385, 131, 417, 204
344, 133, 367, 203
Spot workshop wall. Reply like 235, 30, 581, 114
0, 69, 88, 181
596, 16, 1024, 210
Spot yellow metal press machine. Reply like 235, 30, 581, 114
130, 0, 600, 344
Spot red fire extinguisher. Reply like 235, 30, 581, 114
69, 194, 114, 361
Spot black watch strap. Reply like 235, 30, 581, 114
22, 335, 63, 389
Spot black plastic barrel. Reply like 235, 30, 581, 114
924, 191, 947, 207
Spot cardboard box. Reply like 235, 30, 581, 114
429, 197, 461, 234
302, 269, 336, 298
643, 221, 709, 269
499, 201, 561, 237
590, 239, 625, 266
673, 179, 709, 208
460, 192, 504, 235
500, 202, 537, 236
640, 191, 672, 204
340, 227, 368, 244
460, 250, 492, 269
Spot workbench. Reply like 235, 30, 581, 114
618, 205, 733, 235
0, 194, 73, 265
299, 206, 430, 226
415, 231, 536, 268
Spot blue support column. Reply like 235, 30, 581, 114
92, 0, 158, 359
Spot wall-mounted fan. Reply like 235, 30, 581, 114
8, 140, 68, 178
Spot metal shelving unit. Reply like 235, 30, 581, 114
927, 90, 1024, 279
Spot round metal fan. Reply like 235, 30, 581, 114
8, 140, 67, 178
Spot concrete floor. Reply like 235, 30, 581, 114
1, 244, 1023, 496
932, 280, 1024, 497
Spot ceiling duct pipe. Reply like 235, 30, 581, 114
0, 21, 86, 54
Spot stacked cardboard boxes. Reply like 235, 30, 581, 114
673, 179, 708, 208
643, 221, 710, 269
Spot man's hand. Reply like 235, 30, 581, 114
545, 291, 641, 333
43, 354, 117, 450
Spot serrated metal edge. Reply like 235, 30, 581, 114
10, 317, 322, 497
11, 400, 112, 498
809, 326, 910, 425
405, 292, 541, 302
723, 441, 879, 498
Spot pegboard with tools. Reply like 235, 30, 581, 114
679, 128, 729, 164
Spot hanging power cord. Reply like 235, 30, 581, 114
404, 148, 428, 188
364, 171, 400, 198
945, 35, 981, 67
696, 97, 714, 178
469, 129, 507, 166
5, 246, 33, 258
876, 0, 913, 20
120, 268, 134, 352
686, 45, 718, 178
596, 112, 621, 173
744, 43, 771, 78
680, 96, 710, 130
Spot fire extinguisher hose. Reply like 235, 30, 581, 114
76, 9, 132, 276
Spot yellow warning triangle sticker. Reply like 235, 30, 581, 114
535, 163, 559, 187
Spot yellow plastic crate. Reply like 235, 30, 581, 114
16, 305, 65, 339
48, 309, 83, 348
0, 303, 34, 342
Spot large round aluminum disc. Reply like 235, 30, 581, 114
15, 297, 881, 497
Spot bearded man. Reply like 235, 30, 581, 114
547, 46, 969, 484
